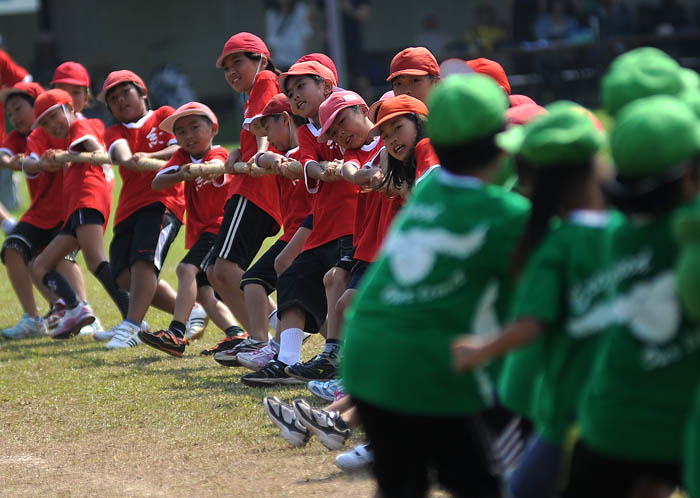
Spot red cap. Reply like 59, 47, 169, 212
51, 61, 90, 88
387, 47, 439, 82
248, 93, 293, 136
368, 90, 395, 123
505, 103, 547, 125
0, 81, 44, 104
279, 61, 338, 94
466, 58, 511, 94
159, 102, 219, 134
370, 94, 428, 134
97, 70, 148, 103
439, 58, 476, 79
32, 88, 73, 129
508, 94, 536, 107
318, 90, 368, 142
296, 53, 339, 86
216, 32, 270, 68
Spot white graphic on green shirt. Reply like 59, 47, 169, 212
384, 225, 489, 286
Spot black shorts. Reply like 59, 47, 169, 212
276, 235, 353, 334
561, 440, 682, 498
60, 208, 105, 237
109, 202, 182, 278
240, 239, 287, 294
348, 259, 370, 289
354, 399, 501, 498
1, 221, 62, 264
181, 232, 217, 288
334, 238, 356, 272
210, 195, 280, 270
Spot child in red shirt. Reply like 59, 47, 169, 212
25, 89, 123, 339
97, 70, 187, 349
386, 47, 441, 105
139, 102, 244, 357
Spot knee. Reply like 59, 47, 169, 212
336, 291, 354, 316
115, 269, 130, 290
274, 255, 289, 276
214, 260, 242, 284
323, 268, 338, 290
176, 263, 191, 280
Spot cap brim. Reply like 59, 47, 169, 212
369, 110, 414, 136
50, 78, 88, 87
160, 109, 217, 134
317, 107, 343, 143
216, 48, 246, 68
248, 114, 267, 137
31, 102, 65, 130
386, 69, 430, 82
495, 125, 526, 155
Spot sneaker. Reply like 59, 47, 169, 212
1, 314, 48, 339
213, 338, 266, 367
285, 353, 338, 381
201, 334, 248, 356
95, 320, 148, 342
335, 443, 373, 471
263, 396, 310, 448
292, 398, 351, 450
104, 321, 142, 349
241, 359, 305, 387
307, 379, 342, 402
51, 302, 95, 340
138, 328, 187, 357
185, 303, 209, 342
44, 299, 67, 330
236, 343, 277, 371
78, 315, 103, 336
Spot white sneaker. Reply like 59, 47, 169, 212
185, 303, 208, 341
78, 316, 103, 336
104, 321, 142, 349
96, 319, 148, 342
335, 443, 373, 471
1, 314, 48, 339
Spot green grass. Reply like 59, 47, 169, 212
0, 147, 373, 497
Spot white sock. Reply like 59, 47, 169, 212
1, 217, 17, 234
278, 327, 304, 366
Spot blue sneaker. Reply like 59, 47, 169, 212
307, 378, 342, 401
2, 314, 48, 339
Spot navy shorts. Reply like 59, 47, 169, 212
1, 221, 61, 264
60, 208, 105, 237
181, 232, 218, 288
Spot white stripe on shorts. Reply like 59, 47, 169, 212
153, 222, 175, 271
219, 197, 248, 259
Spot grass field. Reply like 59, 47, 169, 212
0, 154, 375, 497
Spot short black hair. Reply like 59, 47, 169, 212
283, 74, 326, 96
5, 92, 35, 108
264, 112, 306, 128
244, 52, 280, 75
104, 81, 151, 116
432, 130, 504, 174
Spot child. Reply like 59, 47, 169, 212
452, 102, 612, 498
560, 96, 700, 497
207, 32, 282, 335
138, 102, 244, 357
50, 62, 92, 117
25, 89, 121, 339
214, 93, 312, 364
386, 47, 440, 105
96, 70, 186, 349
240, 61, 358, 386
341, 74, 530, 497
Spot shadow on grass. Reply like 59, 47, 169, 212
294, 469, 372, 485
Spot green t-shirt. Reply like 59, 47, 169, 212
342, 168, 530, 416
579, 199, 700, 462
498, 339, 544, 420
508, 210, 621, 444
684, 382, 700, 498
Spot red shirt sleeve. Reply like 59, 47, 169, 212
26, 127, 49, 159
104, 124, 126, 151
206, 146, 229, 163
0, 50, 28, 88
69, 119, 105, 152
1, 130, 27, 155
414, 138, 440, 179
160, 147, 187, 172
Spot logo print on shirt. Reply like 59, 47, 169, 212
146, 127, 159, 148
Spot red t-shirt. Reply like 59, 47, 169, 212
64, 119, 115, 226
0, 50, 29, 141
158, 146, 231, 249
229, 70, 282, 228
414, 138, 440, 180
277, 147, 313, 243
298, 122, 358, 250
104, 107, 185, 225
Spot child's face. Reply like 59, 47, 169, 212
173, 114, 216, 158
106, 83, 148, 123
327, 107, 372, 150
285, 75, 329, 119
391, 75, 436, 105
53, 83, 88, 113
40, 106, 71, 139
222, 53, 260, 93
263, 114, 291, 153
5, 95, 34, 135
379, 115, 418, 162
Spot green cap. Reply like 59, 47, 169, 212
673, 208, 700, 320
602, 47, 684, 116
496, 100, 605, 166
611, 95, 700, 178
427, 73, 508, 146
681, 68, 700, 118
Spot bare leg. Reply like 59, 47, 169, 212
173, 263, 198, 324
32, 234, 80, 283
209, 258, 249, 330
197, 285, 236, 331
322, 267, 350, 341
244, 283, 274, 342
151, 280, 177, 313
126, 260, 158, 323
4, 248, 39, 317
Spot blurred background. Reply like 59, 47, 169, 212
0, 0, 698, 141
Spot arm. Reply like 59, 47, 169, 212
452, 317, 543, 371
152, 165, 187, 190
23, 149, 64, 175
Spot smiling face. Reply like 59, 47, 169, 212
39, 106, 72, 139
390, 75, 436, 105
173, 114, 217, 158
326, 106, 373, 150
222, 53, 262, 93
5, 95, 35, 135
106, 82, 148, 123
380, 115, 418, 161
284, 75, 331, 119
53, 83, 88, 113
263, 114, 292, 153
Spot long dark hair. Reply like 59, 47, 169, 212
510, 160, 594, 276
245, 52, 281, 76
375, 113, 427, 193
